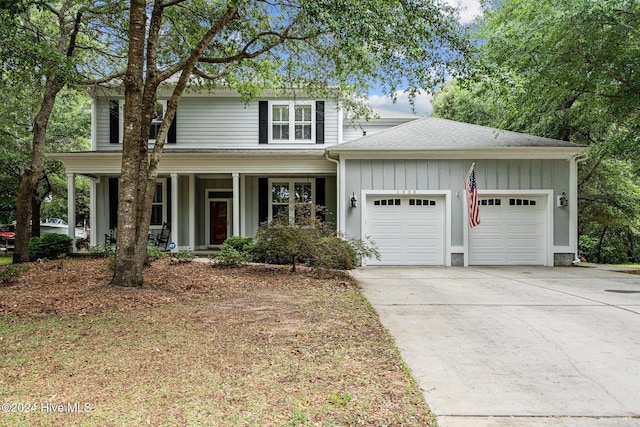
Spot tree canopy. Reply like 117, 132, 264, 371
432, 0, 640, 263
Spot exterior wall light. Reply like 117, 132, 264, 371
350, 193, 358, 208
558, 191, 568, 207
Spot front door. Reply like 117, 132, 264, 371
210, 200, 229, 245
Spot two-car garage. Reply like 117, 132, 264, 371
364, 192, 550, 266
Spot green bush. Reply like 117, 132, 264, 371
29, 234, 73, 261
89, 244, 115, 258
253, 208, 380, 271
308, 236, 358, 270
209, 245, 251, 267
173, 248, 197, 263
222, 236, 256, 258
146, 244, 166, 265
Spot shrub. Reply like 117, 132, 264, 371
0, 264, 29, 285
307, 236, 358, 270
209, 245, 251, 267
146, 244, 166, 265
29, 234, 73, 261
89, 244, 115, 258
172, 248, 197, 263
253, 208, 381, 271
222, 236, 256, 259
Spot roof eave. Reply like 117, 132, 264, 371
326, 146, 587, 160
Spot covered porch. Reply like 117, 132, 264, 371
52, 149, 338, 251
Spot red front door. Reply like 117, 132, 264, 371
210, 201, 228, 245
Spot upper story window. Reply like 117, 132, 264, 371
149, 101, 166, 141
269, 101, 315, 143
109, 99, 176, 145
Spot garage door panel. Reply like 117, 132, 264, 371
367, 195, 445, 266
470, 196, 547, 266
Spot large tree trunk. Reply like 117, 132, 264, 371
109, 1, 238, 287
109, 0, 149, 287
13, 79, 61, 263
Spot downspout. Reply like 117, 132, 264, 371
325, 153, 341, 233
571, 150, 590, 264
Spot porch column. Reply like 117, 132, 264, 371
89, 177, 98, 247
232, 172, 240, 236
170, 173, 179, 252
189, 174, 195, 250
66, 173, 76, 252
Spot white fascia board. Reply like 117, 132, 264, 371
47, 152, 336, 175
328, 147, 586, 160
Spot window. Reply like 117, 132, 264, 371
373, 199, 401, 206
150, 180, 167, 226
149, 100, 166, 141
509, 198, 536, 206
479, 198, 502, 206
409, 199, 437, 206
269, 179, 315, 223
269, 101, 314, 143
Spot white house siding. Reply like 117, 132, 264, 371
94, 96, 340, 150
344, 158, 571, 264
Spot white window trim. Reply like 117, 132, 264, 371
268, 101, 315, 144
150, 178, 167, 228
268, 178, 316, 222
149, 100, 167, 144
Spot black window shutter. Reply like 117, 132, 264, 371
108, 177, 119, 229
315, 101, 325, 144
259, 101, 268, 144
316, 177, 325, 221
258, 178, 268, 224
168, 111, 177, 144
109, 100, 119, 144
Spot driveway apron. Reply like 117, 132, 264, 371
352, 266, 640, 427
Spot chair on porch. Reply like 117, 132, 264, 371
104, 228, 116, 246
150, 222, 170, 251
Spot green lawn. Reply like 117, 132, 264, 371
0, 256, 12, 265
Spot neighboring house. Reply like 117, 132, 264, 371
50, 88, 585, 266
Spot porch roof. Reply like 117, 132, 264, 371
48, 148, 336, 175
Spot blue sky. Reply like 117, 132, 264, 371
367, 0, 482, 116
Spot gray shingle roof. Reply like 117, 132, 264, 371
329, 117, 583, 151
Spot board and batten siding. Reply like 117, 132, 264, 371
94, 97, 340, 150
344, 159, 571, 248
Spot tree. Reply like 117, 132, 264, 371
432, 0, 640, 263
110, 0, 471, 287
2, 1, 125, 263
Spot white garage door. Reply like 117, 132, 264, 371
366, 196, 445, 265
469, 196, 547, 265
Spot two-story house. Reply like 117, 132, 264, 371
50, 87, 585, 266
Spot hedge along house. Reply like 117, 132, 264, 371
50, 87, 585, 266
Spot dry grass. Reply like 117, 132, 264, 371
0, 258, 435, 426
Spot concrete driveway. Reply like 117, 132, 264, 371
352, 266, 640, 427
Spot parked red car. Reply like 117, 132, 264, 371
0, 224, 15, 249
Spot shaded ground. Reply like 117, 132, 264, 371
0, 258, 434, 426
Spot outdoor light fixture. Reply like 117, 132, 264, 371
350, 193, 358, 208
558, 191, 568, 207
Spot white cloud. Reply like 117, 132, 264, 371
367, 92, 434, 117
446, 0, 483, 24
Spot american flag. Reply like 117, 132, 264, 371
465, 163, 480, 228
